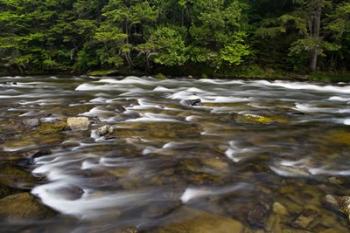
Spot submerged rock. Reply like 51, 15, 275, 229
113, 122, 201, 140
326, 130, 350, 146
0, 193, 55, 220
23, 118, 40, 128
152, 208, 250, 233
96, 125, 114, 137
37, 121, 67, 134
21, 149, 51, 165
324, 195, 350, 221
114, 227, 138, 233
266, 201, 291, 233
182, 99, 202, 107
0, 165, 36, 189
2, 136, 36, 151
235, 113, 288, 125
273, 202, 288, 216
0, 184, 16, 199
292, 209, 319, 229
201, 157, 229, 171
247, 202, 271, 228
67, 117, 90, 131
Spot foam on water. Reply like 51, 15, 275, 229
125, 112, 180, 122
97, 76, 155, 85
329, 96, 350, 102
181, 183, 251, 203
256, 80, 350, 93
32, 182, 156, 219
293, 103, 333, 113
225, 141, 255, 163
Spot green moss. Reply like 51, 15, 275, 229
114, 122, 201, 140
3, 136, 36, 150
154, 73, 167, 80
310, 72, 350, 82
0, 193, 56, 220
0, 165, 36, 187
88, 70, 118, 76
236, 114, 288, 125
326, 130, 350, 145
3, 122, 65, 150
37, 121, 67, 134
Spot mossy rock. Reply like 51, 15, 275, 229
113, 122, 201, 140
88, 69, 118, 76
0, 193, 56, 220
152, 207, 250, 233
37, 121, 67, 134
2, 136, 36, 151
0, 119, 26, 135
326, 130, 350, 145
0, 165, 37, 188
3, 127, 64, 150
154, 73, 167, 80
235, 114, 288, 125
34, 133, 64, 145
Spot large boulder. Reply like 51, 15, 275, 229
152, 208, 250, 233
67, 117, 90, 131
0, 193, 55, 220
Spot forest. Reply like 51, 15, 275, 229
0, 0, 349, 78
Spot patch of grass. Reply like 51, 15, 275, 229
310, 72, 350, 82
88, 70, 118, 76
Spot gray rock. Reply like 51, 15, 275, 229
67, 117, 90, 131
23, 118, 40, 128
324, 194, 350, 221
182, 99, 201, 107
292, 209, 318, 229
96, 125, 114, 137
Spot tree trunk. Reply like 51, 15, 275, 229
310, 49, 318, 72
309, 2, 322, 72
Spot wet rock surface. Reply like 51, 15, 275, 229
0, 165, 37, 189
67, 117, 90, 131
150, 208, 249, 233
0, 193, 56, 220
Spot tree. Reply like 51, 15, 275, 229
137, 26, 188, 69
187, 0, 251, 69
253, 0, 346, 72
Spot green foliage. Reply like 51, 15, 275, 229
140, 26, 188, 66
0, 0, 348, 75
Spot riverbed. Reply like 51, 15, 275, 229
1, 76, 350, 232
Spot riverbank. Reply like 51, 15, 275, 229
1, 66, 349, 82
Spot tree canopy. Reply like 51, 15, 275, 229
0, 0, 349, 76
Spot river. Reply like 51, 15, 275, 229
0, 76, 350, 232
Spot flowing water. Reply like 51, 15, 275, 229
1, 76, 350, 233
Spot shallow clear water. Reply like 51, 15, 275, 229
1, 76, 350, 232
